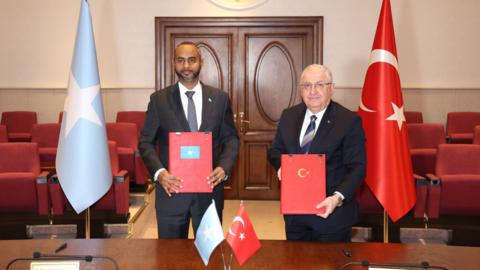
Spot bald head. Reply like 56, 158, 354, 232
174, 42, 202, 59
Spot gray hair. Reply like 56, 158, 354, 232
300, 64, 333, 83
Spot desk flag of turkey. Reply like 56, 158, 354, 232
357, 0, 416, 222
226, 202, 261, 266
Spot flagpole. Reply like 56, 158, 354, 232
220, 244, 229, 270
383, 210, 389, 243
85, 207, 91, 239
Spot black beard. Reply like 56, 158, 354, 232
175, 69, 201, 82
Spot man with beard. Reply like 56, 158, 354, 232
139, 42, 239, 238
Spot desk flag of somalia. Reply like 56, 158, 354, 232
194, 200, 225, 266
56, 0, 112, 214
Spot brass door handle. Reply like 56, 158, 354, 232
239, 112, 250, 123
239, 112, 250, 132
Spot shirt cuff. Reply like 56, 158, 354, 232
153, 168, 166, 182
333, 191, 345, 207
333, 191, 345, 200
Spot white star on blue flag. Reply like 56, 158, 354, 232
56, 0, 112, 214
194, 200, 224, 266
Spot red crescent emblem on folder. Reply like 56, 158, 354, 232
297, 168, 309, 178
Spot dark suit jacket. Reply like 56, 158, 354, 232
139, 82, 239, 213
268, 101, 366, 232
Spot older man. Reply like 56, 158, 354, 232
268, 64, 366, 241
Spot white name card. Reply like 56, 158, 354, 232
31, 261, 80, 270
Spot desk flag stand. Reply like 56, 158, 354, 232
220, 244, 233, 270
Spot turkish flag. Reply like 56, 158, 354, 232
226, 203, 261, 266
357, 0, 416, 222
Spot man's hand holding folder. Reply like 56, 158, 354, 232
280, 154, 327, 215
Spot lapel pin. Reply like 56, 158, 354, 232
208, 97, 212, 103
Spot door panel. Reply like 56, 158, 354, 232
254, 42, 297, 124
155, 17, 323, 200
238, 27, 317, 199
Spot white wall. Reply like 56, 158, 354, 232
1, 0, 479, 123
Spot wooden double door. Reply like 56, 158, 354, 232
155, 17, 323, 200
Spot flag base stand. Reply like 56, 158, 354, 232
383, 210, 389, 243
85, 207, 91, 240
220, 244, 233, 270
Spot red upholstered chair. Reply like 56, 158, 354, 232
0, 125, 7, 142
427, 144, 480, 219
425, 144, 480, 245
407, 123, 446, 176
473, 125, 480, 145
107, 122, 148, 185
0, 143, 49, 215
31, 124, 61, 168
93, 141, 130, 214
1, 111, 37, 142
49, 141, 130, 216
404, 111, 423, 124
446, 112, 480, 144
116, 111, 146, 138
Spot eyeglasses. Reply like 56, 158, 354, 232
299, 81, 333, 91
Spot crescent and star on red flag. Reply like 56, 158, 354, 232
228, 216, 246, 240
359, 48, 406, 131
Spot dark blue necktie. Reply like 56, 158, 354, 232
300, 115, 317, 153
185, 91, 198, 132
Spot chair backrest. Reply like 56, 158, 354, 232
404, 111, 423, 124
106, 122, 138, 150
0, 125, 7, 142
116, 111, 146, 136
108, 140, 120, 174
0, 111, 37, 133
356, 183, 383, 214
0, 142, 41, 174
474, 125, 480, 145
435, 144, 480, 176
446, 112, 480, 135
58, 111, 64, 124
31, 124, 61, 148
407, 123, 445, 149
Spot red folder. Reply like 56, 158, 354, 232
168, 132, 212, 192
280, 154, 326, 214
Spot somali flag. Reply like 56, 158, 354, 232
56, 0, 112, 214
194, 200, 224, 266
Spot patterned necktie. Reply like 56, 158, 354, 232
185, 91, 198, 132
300, 115, 317, 153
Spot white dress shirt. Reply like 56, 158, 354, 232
178, 81, 203, 130
298, 108, 326, 146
